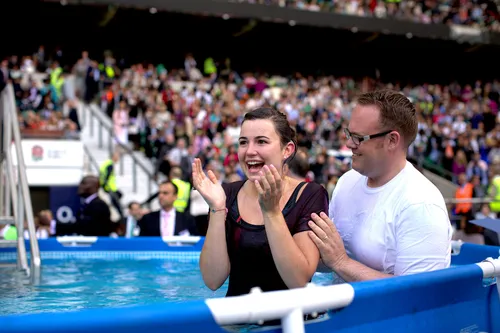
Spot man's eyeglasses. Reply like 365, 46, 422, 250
343, 128, 393, 146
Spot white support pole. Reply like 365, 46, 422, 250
282, 308, 305, 333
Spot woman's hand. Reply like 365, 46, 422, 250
192, 158, 226, 210
254, 164, 283, 215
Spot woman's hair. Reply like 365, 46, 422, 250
242, 107, 297, 164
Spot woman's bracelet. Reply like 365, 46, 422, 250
210, 207, 228, 214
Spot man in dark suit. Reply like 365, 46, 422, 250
74, 175, 113, 236
138, 181, 198, 237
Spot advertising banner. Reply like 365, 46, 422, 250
12, 139, 85, 186
49, 186, 81, 224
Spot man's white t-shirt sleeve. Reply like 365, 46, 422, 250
394, 203, 452, 276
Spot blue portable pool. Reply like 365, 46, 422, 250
0, 237, 499, 333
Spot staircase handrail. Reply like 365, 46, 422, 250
84, 103, 156, 198
1, 84, 41, 283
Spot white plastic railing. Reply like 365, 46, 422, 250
478, 257, 500, 278
477, 257, 500, 300
206, 283, 355, 333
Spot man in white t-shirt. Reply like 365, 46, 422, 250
308, 90, 452, 282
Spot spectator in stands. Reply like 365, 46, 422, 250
138, 181, 198, 237
453, 172, 479, 233
125, 201, 147, 238
154, 133, 177, 179
239, 0, 500, 31
466, 153, 489, 186
67, 99, 81, 131
167, 138, 189, 170
73, 51, 91, 99
113, 100, 129, 146
309, 90, 452, 282
452, 150, 468, 182
38, 210, 55, 238
23, 213, 51, 240
285, 149, 309, 181
37, 47, 495, 245
64, 119, 81, 140
488, 173, 500, 214
194, 107, 329, 296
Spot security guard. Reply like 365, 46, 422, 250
169, 167, 191, 213
99, 151, 123, 218
488, 175, 500, 213
140, 166, 191, 212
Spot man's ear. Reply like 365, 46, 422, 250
387, 131, 401, 150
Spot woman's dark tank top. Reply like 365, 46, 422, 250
219, 180, 329, 297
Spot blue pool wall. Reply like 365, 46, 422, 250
1, 259, 499, 333
0, 238, 499, 333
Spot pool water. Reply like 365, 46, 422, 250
0, 259, 333, 316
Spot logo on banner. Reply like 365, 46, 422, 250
31, 145, 44, 162
56, 206, 75, 223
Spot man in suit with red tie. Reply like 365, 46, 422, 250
138, 181, 198, 237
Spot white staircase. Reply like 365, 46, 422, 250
79, 103, 159, 211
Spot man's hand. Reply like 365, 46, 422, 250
307, 212, 349, 271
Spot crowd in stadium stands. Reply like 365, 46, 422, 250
2, 44, 500, 242
96, 52, 500, 239
239, 0, 500, 30
0, 53, 82, 240
2, 54, 81, 140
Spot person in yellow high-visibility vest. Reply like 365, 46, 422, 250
50, 64, 65, 102
488, 175, 500, 213
169, 167, 191, 213
99, 151, 123, 218
141, 166, 191, 213
98, 63, 116, 79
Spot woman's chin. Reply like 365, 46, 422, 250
245, 173, 260, 182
